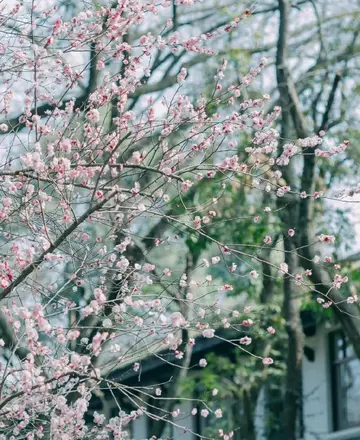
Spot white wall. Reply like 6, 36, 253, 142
133, 415, 148, 440
302, 325, 360, 440
302, 325, 333, 440
173, 402, 196, 440
255, 386, 267, 440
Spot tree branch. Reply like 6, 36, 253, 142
318, 71, 342, 132
0, 190, 118, 302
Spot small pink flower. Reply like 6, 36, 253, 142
215, 409, 223, 418
262, 357, 274, 365
171, 312, 186, 327
202, 329, 215, 338
95, 190, 104, 200
279, 262, 288, 274
201, 409, 209, 418
155, 388, 162, 396
288, 229, 295, 237
240, 336, 252, 345
318, 234, 335, 243
86, 108, 100, 123
172, 409, 180, 417
199, 358, 207, 368
133, 362, 140, 371
57, 334, 66, 344
177, 67, 187, 84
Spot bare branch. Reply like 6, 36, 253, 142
0, 190, 118, 302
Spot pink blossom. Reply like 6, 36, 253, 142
240, 336, 252, 345
172, 408, 180, 417
215, 409, 223, 418
202, 328, 215, 338
250, 270, 259, 278
199, 358, 207, 367
171, 312, 186, 327
177, 67, 188, 84
318, 234, 335, 243
262, 357, 274, 365
279, 262, 288, 274
86, 109, 100, 123
133, 362, 140, 372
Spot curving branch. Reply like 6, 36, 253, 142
0, 190, 118, 302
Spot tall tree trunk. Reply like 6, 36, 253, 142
241, 389, 257, 440
149, 252, 198, 439
282, 233, 303, 440
276, 3, 304, 436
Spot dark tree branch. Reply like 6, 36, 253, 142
0, 190, 118, 302
318, 72, 342, 132
311, 71, 329, 128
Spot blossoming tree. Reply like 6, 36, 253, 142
0, 1, 357, 439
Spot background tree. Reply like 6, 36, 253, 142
0, 1, 360, 440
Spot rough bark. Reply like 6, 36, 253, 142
148, 252, 197, 439
275, 4, 304, 439
282, 233, 303, 440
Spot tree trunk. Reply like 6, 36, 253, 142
276, 0, 360, 360
298, 147, 360, 358
149, 252, 198, 439
241, 389, 257, 440
283, 234, 303, 440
